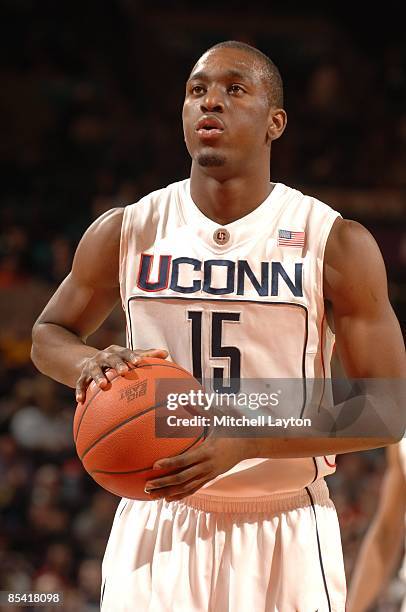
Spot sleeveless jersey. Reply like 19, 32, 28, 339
119, 179, 341, 496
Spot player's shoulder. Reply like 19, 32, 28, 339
324, 217, 387, 302
72, 207, 124, 285
74, 207, 124, 262
78, 207, 124, 246
326, 217, 380, 262
93, 206, 124, 231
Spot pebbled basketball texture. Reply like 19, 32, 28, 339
73, 357, 206, 500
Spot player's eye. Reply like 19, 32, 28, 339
228, 84, 245, 94
191, 85, 205, 95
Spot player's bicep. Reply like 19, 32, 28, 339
34, 207, 123, 339
333, 303, 404, 378
324, 219, 406, 377
35, 272, 120, 340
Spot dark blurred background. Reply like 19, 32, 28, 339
0, 1, 405, 610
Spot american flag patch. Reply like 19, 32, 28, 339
277, 229, 305, 247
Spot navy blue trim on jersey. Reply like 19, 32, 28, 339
101, 578, 106, 606
311, 457, 319, 483
316, 314, 327, 412
305, 486, 332, 612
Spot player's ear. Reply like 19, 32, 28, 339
266, 108, 287, 144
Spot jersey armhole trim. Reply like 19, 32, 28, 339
323, 456, 336, 468
317, 211, 342, 299
119, 204, 134, 310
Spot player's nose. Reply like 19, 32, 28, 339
200, 87, 224, 113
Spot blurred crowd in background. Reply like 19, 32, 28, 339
0, 1, 405, 610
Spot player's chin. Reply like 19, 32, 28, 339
196, 151, 227, 168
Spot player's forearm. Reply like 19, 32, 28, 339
31, 322, 98, 388
347, 529, 399, 612
249, 436, 392, 458
247, 385, 404, 457
347, 548, 385, 612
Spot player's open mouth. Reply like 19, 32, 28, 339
195, 116, 225, 140
196, 128, 224, 141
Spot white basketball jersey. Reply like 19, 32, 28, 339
120, 179, 341, 496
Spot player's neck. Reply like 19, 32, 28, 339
189, 166, 273, 225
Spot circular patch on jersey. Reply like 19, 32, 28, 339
213, 228, 230, 245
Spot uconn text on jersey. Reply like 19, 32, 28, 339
137, 254, 303, 297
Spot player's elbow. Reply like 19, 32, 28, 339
390, 427, 406, 445
31, 321, 51, 373
377, 432, 405, 448
31, 323, 43, 370
388, 413, 406, 445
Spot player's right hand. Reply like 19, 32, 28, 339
75, 346, 169, 403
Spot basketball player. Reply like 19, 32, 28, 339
347, 440, 406, 611
31, 41, 406, 611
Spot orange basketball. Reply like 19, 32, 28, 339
73, 357, 206, 500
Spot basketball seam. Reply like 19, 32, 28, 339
79, 399, 167, 461
89, 428, 207, 475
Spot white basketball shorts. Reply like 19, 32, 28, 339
101, 479, 346, 611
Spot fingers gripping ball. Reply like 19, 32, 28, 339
73, 357, 206, 500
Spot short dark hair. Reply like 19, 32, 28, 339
204, 40, 284, 108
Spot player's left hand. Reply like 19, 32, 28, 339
144, 436, 254, 502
